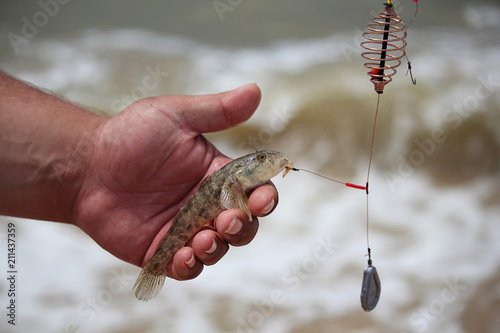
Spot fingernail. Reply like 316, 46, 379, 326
260, 199, 275, 215
204, 238, 217, 254
225, 216, 243, 235
185, 254, 196, 268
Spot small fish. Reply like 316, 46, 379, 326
134, 150, 293, 301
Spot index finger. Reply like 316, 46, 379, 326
248, 182, 279, 217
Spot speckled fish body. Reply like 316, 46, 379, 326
134, 150, 291, 301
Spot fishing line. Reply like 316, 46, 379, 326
289, 168, 366, 190
365, 93, 381, 258
405, 0, 419, 32
287, 93, 380, 256
288, 0, 418, 313
404, 0, 419, 85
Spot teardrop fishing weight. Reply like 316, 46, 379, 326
360, 252, 382, 312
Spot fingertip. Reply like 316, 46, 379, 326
248, 183, 279, 217
259, 198, 275, 216
167, 247, 204, 280
219, 83, 262, 126
191, 229, 229, 266
172, 83, 262, 135
227, 83, 261, 102
216, 209, 259, 247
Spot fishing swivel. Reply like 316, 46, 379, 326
406, 61, 416, 85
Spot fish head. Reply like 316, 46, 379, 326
236, 150, 290, 189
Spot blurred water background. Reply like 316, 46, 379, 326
1, 0, 500, 332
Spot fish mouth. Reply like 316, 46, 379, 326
282, 160, 295, 178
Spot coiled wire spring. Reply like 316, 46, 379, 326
361, 2, 408, 93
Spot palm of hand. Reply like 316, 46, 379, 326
77, 98, 227, 265
72, 85, 273, 280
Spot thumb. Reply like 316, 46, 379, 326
163, 83, 262, 135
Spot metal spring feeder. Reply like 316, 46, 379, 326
361, 0, 409, 94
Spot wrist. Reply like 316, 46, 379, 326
0, 71, 107, 223
51, 114, 107, 224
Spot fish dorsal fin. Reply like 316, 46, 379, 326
199, 171, 217, 188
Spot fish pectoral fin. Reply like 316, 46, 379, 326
220, 179, 252, 221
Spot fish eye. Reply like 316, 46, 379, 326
257, 153, 266, 161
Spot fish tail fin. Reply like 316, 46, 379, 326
133, 262, 166, 301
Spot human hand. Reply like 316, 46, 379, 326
73, 84, 279, 280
